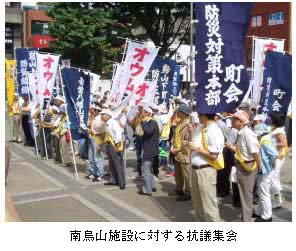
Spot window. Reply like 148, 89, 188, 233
31, 21, 49, 35
269, 12, 285, 25
251, 15, 262, 27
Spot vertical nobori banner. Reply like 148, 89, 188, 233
116, 41, 159, 106
109, 63, 123, 103
251, 38, 285, 108
5, 59, 16, 116
195, 3, 253, 113
149, 58, 180, 105
62, 68, 90, 140
15, 48, 38, 97
36, 53, 60, 110
129, 81, 157, 106
258, 51, 292, 117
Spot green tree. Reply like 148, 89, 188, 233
112, 2, 190, 57
46, 2, 131, 76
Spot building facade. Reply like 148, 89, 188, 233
24, 8, 54, 49
5, 2, 23, 59
245, 2, 291, 67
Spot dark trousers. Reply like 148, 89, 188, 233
106, 143, 125, 188
134, 135, 143, 176
217, 148, 232, 195
21, 114, 34, 146
53, 136, 62, 162
40, 128, 53, 158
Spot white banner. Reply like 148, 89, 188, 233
89, 72, 101, 94
36, 53, 60, 109
28, 72, 38, 104
109, 63, 123, 102
115, 41, 159, 106
251, 38, 285, 108
129, 80, 157, 106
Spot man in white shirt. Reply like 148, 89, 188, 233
103, 109, 125, 190
230, 110, 260, 222
187, 113, 224, 222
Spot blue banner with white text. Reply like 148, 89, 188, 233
258, 51, 292, 117
195, 2, 253, 113
15, 48, 38, 97
62, 68, 90, 140
149, 58, 180, 105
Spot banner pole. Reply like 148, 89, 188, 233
26, 73, 40, 160
189, 2, 195, 141
59, 66, 79, 181
40, 113, 49, 161
189, 2, 194, 112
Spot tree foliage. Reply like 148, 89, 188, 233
46, 2, 131, 76
113, 2, 190, 57
46, 2, 190, 76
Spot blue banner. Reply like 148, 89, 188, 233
62, 68, 91, 140
195, 3, 253, 113
149, 58, 180, 105
15, 48, 38, 97
258, 51, 292, 117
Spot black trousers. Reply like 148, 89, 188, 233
217, 147, 233, 195
106, 143, 125, 188
21, 114, 34, 146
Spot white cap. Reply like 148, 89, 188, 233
52, 105, 59, 112
100, 109, 113, 117
149, 103, 159, 111
143, 106, 153, 114
54, 95, 65, 103
253, 114, 265, 121
139, 101, 148, 107
158, 104, 168, 114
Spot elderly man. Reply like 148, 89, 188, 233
103, 109, 125, 190
230, 110, 261, 222
170, 104, 191, 201
86, 104, 106, 182
138, 106, 159, 196
188, 113, 225, 222
11, 93, 22, 143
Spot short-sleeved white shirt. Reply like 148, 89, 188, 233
235, 125, 259, 161
226, 128, 238, 146
191, 122, 225, 166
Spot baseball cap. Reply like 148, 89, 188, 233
100, 109, 113, 117
229, 110, 250, 124
178, 103, 190, 115
143, 106, 153, 114
253, 123, 269, 136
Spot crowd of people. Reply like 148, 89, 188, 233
8, 90, 292, 222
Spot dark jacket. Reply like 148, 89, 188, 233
141, 119, 159, 159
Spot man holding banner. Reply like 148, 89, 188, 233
194, 2, 253, 221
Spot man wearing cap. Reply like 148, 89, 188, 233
188, 113, 224, 221
138, 106, 159, 195
158, 103, 174, 171
86, 104, 105, 182
103, 109, 126, 190
38, 105, 55, 159
170, 103, 191, 201
11, 93, 22, 143
253, 123, 278, 222
252, 114, 265, 127
57, 104, 72, 167
231, 110, 261, 222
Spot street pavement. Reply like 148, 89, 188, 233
5, 111, 292, 222
6, 139, 292, 222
